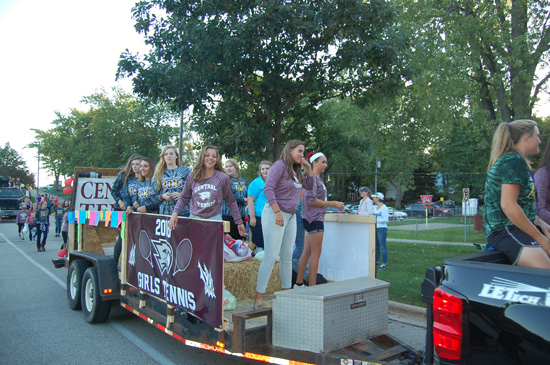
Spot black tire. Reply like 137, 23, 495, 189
67, 260, 88, 310
81, 266, 112, 323
435, 211, 443, 217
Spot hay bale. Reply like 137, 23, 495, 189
224, 259, 282, 299
83, 225, 118, 255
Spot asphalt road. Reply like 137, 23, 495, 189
0, 220, 426, 364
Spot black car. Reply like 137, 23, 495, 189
403, 203, 433, 218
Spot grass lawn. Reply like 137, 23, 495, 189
375, 241, 480, 307
388, 226, 486, 244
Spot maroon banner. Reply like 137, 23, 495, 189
125, 213, 224, 329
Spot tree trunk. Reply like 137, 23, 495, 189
510, 0, 532, 119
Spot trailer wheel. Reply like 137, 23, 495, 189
81, 266, 112, 323
67, 260, 88, 310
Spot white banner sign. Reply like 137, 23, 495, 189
74, 177, 116, 211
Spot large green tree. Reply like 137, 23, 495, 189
118, 0, 406, 161
0, 143, 34, 187
429, 0, 550, 123
29, 89, 178, 178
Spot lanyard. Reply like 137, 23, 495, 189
529, 170, 539, 213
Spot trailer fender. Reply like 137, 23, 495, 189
69, 251, 120, 301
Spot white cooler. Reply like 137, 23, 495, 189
272, 277, 389, 353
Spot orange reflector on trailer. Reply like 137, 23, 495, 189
104, 288, 113, 294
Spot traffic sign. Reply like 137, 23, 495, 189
463, 188, 470, 202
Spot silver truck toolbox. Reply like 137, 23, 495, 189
272, 276, 389, 353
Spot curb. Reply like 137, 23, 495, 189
388, 300, 426, 323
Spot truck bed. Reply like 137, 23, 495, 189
422, 249, 550, 364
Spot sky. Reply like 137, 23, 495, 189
0, 0, 148, 186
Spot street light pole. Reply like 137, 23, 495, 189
375, 161, 381, 193
37, 142, 41, 196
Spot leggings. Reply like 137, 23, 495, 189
256, 208, 296, 293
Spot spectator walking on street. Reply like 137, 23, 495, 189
16, 204, 28, 240
35, 200, 51, 252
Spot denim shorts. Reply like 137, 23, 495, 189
302, 219, 324, 234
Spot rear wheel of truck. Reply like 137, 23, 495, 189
81, 266, 112, 323
67, 260, 88, 310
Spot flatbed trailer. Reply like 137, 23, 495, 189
53, 168, 421, 364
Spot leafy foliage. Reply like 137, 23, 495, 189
118, 0, 407, 161
29, 89, 178, 178
0, 143, 34, 187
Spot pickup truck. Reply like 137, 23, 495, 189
421, 250, 550, 364
0, 176, 22, 219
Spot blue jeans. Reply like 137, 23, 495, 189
250, 216, 264, 248
292, 210, 306, 274
376, 227, 388, 265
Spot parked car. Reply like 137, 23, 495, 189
432, 205, 453, 217
387, 207, 407, 221
326, 206, 352, 214
403, 203, 433, 218
433, 201, 460, 216
347, 204, 359, 214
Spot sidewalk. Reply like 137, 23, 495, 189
388, 238, 479, 246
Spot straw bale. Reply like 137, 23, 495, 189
83, 225, 118, 255
224, 259, 281, 299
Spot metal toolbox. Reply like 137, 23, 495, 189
272, 276, 389, 353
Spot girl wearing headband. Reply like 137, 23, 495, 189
295, 151, 345, 287
484, 120, 550, 268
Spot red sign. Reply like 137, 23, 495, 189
421, 195, 433, 208
125, 213, 224, 328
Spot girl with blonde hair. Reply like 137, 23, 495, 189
483, 119, 550, 268
168, 145, 245, 237
133, 157, 159, 214
153, 146, 192, 216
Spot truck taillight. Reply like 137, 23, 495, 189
433, 288, 463, 360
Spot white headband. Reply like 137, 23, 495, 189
309, 152, 325, 163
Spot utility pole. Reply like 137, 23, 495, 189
37, 142, 41, 196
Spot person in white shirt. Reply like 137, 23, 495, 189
372, 192, 389, 269
357, 186, 373, 215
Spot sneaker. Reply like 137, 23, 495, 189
293, 283, 305, 289
379, 264, 388, 270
